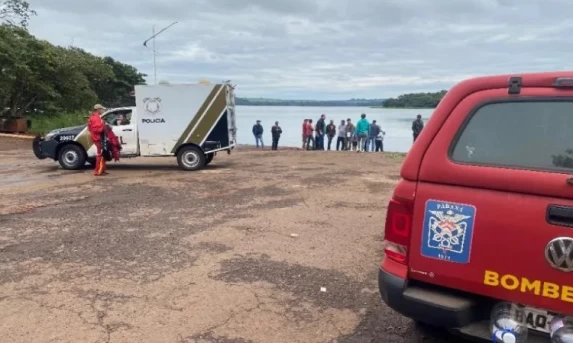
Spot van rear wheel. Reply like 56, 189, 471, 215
205, 153, 214, 165
177, 146, 206, 171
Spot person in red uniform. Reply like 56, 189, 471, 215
88, 104, 108, 176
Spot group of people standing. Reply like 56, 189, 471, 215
252, 113, 425, 152
302, 113, 385, 153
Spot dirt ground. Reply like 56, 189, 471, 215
0, 137, 466, 343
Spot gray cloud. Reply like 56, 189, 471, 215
27, 0, 573, 98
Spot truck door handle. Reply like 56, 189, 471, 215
122, 129, 132, 132
547, 205, 573, 227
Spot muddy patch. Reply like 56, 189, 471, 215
213, 256, 367, 311
193, 242, 233, 254
0, 182, 269, 284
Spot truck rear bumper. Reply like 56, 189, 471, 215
378, 268, 480, 328
378, 268, 550, 342
32, 136, 58, 160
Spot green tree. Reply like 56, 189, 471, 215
0, 0, 36, 28
0, 24, 147, 117
0, 25, 58, 117
98, 57, 146, 108
383, 90, 448, 108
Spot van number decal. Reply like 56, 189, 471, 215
58, 135, 75, 142
421, 200, 476, 264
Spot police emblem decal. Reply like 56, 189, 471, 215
143, 97, 162, 115
421, 200, 476, 264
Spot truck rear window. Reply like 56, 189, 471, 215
450, 100, 573, 172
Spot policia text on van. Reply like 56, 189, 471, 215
32, 82, 238, 171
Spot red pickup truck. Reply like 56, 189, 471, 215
378, 72, 573, 342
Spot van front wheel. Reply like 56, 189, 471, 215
58, 144, 87, 170
177, 146, 206, 171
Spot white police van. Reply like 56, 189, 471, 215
33, 82, 237, 171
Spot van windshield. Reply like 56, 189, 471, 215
450, 100, 573, 173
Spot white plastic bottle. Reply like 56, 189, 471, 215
490, 302, 528, 343
550, 317, 573, 343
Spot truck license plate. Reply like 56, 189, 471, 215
522, 307, 553, 334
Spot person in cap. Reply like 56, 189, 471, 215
88, 104, 108, 176
252, 120, 264, 148
271, 121, 283, 151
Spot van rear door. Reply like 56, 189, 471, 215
226, 84, 237, 146
408, 87, 573, 323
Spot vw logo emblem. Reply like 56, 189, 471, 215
545, 237, 573, 272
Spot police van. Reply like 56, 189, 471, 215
32, 81, 237, 171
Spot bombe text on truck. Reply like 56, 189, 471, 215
32, 81, 238, 171
483, 270, 573, 303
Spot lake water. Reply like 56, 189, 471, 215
235, 106, 434, 153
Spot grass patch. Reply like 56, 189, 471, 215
27, 112, 88, 134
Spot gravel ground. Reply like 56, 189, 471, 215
0, 137, 467, 343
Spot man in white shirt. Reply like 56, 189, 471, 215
336, 120, 346, 151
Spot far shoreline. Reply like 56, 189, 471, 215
236, 144, 408, 157
369, 106, 435, 109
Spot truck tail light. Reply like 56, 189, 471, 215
383, 197, 413, 265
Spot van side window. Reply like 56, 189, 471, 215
450, 100, 573, 172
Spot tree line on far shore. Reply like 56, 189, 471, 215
236, 98, 387, 107
379, 90, 448, 108
237, 90, 448, 108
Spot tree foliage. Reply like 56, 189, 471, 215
0, 24, 147, 117
236, 98, 387, 107
0, 0, 36, 28
383, 90, 448, 108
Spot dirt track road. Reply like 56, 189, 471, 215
0, 137, 464, 343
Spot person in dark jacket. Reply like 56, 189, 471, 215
252, 120, 264, 148
326, 120, 336, 151
412, 114, 424, 143
271, 121, 282, 151
315, 114, 326, 150
367, 120, 381, 152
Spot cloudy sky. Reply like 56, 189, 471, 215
27, 0, 573, 99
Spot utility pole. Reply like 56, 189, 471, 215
152, 25, 157, 85
143, 21, 178, 85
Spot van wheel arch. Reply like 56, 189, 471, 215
174, 143, 204, 157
